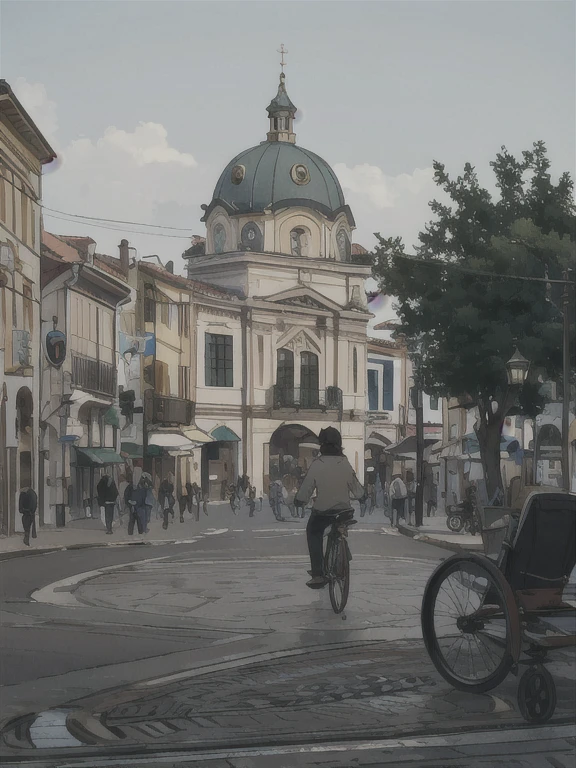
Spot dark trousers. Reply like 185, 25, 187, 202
104, 502, 115, 532
306, 512, 337, 577
22, 512, 36, 545
128, 506, 146, 535
162, 505, 174, 528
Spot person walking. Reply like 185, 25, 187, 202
228, 482, 239, 515
294, 427, 365, 588
247, 485, 256, 517
127, 477, 147, 535
159, 474, 176, 530
426, 481, 438, 517
406, 470, 416, 527
268, 478, 285, 521
19, 486, 37, 547
390, 473, 408, 529
97, 473, 119, 535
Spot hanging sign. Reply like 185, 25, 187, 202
45, 316, 66, 367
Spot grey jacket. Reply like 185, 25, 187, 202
294, 455, 365, 514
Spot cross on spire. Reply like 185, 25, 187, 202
277, 44, 288, 73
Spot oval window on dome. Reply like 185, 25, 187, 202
290, 163, 310, 186
231, 165, 245, 185
241, 222, 263, 252
213, 223, 227, 254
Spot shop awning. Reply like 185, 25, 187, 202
103, 407, 120, 427
181, 426, 214, 444
211, 426, 241, 442
75, 447, 125, 466
385, 436, 438, 456
120, 442, 142, 459
366, 436, 390, 449
148, 431, 196, 449
462, 433, 520, 456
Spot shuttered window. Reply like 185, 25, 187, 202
205, 333, 233, 387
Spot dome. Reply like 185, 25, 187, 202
202, 142, 352, 224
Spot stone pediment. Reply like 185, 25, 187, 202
260, 286, 341, 313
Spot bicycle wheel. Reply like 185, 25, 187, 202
421, 553, 520, 693
325, 535, 350, 614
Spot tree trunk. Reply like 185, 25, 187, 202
475, 402, 505, 505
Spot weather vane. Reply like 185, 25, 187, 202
277, 44, 288, 73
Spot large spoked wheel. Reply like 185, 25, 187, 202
447, 514, 464, 532
325, 535, 350, 614
518, 664, 557, 724
421, 553, 521, 693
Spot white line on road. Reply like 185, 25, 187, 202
36, 724, 576, 764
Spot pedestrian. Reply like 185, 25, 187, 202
159, 474, 176, 530
269, 478, 285, 521
390, 473, 408, 529
283, 473, 297, 517
19, 486, 37, 547
228, 482, 238, 515
427, 481, 438, 517
127, 477, 148, 535
178, 489, 187, 523
191, 482, 203, 519
247, 485, 256, 517
202, 488, 209, 517
97, 473, 119, 535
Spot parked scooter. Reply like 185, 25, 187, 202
446, 486, 480, 534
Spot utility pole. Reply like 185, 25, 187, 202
413, 385, 425, 527
561, 270, 572, 492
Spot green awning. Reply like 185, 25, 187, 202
103, 407, 120, 427
210, 425, 241, 442
120, 442, 143, 459
75, 448, 125, 466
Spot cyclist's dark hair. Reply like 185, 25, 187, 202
318, 427, 344, 456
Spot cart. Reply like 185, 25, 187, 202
421, 491, 576, 723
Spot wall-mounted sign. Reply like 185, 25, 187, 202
46, 316, 66, 368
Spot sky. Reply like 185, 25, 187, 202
2, 1, 574, 274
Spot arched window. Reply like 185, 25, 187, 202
241, 222, 263, 252
300, 351, 319, 408
353, 347, 358, 393
290, 227, 309, 257
336, 228, 351, 262
213, 223, 226, 254
276, 348, 294, 407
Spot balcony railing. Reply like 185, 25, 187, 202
273, 385, 343, 413
145, 393, 195, 426
72, 355, 116, 397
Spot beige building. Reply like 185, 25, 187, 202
40, 234, 130, 523
0, 80, 55, 534
184, 73, 372, 498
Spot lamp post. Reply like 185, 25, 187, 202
506, 348, 530, 387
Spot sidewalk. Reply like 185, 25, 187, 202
0, 500, 286, 560
397, 515, 484, 553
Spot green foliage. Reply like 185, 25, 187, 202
371, 142, 575, 415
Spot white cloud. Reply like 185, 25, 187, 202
334, 163, 442, 251
14, 77, 59, 142
13, 79, 204, 269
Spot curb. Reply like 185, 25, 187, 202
397, 523, 484, 554
0, 538, 196, 563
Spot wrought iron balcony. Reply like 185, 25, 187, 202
272, 385, 343, 413
145, 393, 195, 426
72, 354, 116, 397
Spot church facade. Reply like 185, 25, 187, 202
184, 73, 372, 497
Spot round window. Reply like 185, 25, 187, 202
231, 165, 245, 185
290, 163, 310, 185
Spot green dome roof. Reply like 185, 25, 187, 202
202, 142, 354, 225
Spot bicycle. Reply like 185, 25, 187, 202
323, 510, 357, 613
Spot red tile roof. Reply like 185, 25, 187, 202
352, 243, 368, 255
138, 261, 237, 299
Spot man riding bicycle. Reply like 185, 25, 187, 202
294, 427, 366, 589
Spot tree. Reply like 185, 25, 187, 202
371, 142, 575, 501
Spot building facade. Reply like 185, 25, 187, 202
40, 233, 130, 523
0, 81, 55, 534
184, 73, 372, 497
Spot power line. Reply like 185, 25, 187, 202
391, 251, 575, 285
43, 212, 193, 239
42, 205, 193, 232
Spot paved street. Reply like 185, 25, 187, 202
1, 503, 574, 767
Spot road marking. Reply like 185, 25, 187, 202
39, 724, 576, 764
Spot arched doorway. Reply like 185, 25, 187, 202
268, 424, 319, 493
365, 432, 392, 507
16, 387, 33, 490
536, 423, 563, 488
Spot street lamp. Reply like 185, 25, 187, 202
506, 348, 530, 387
